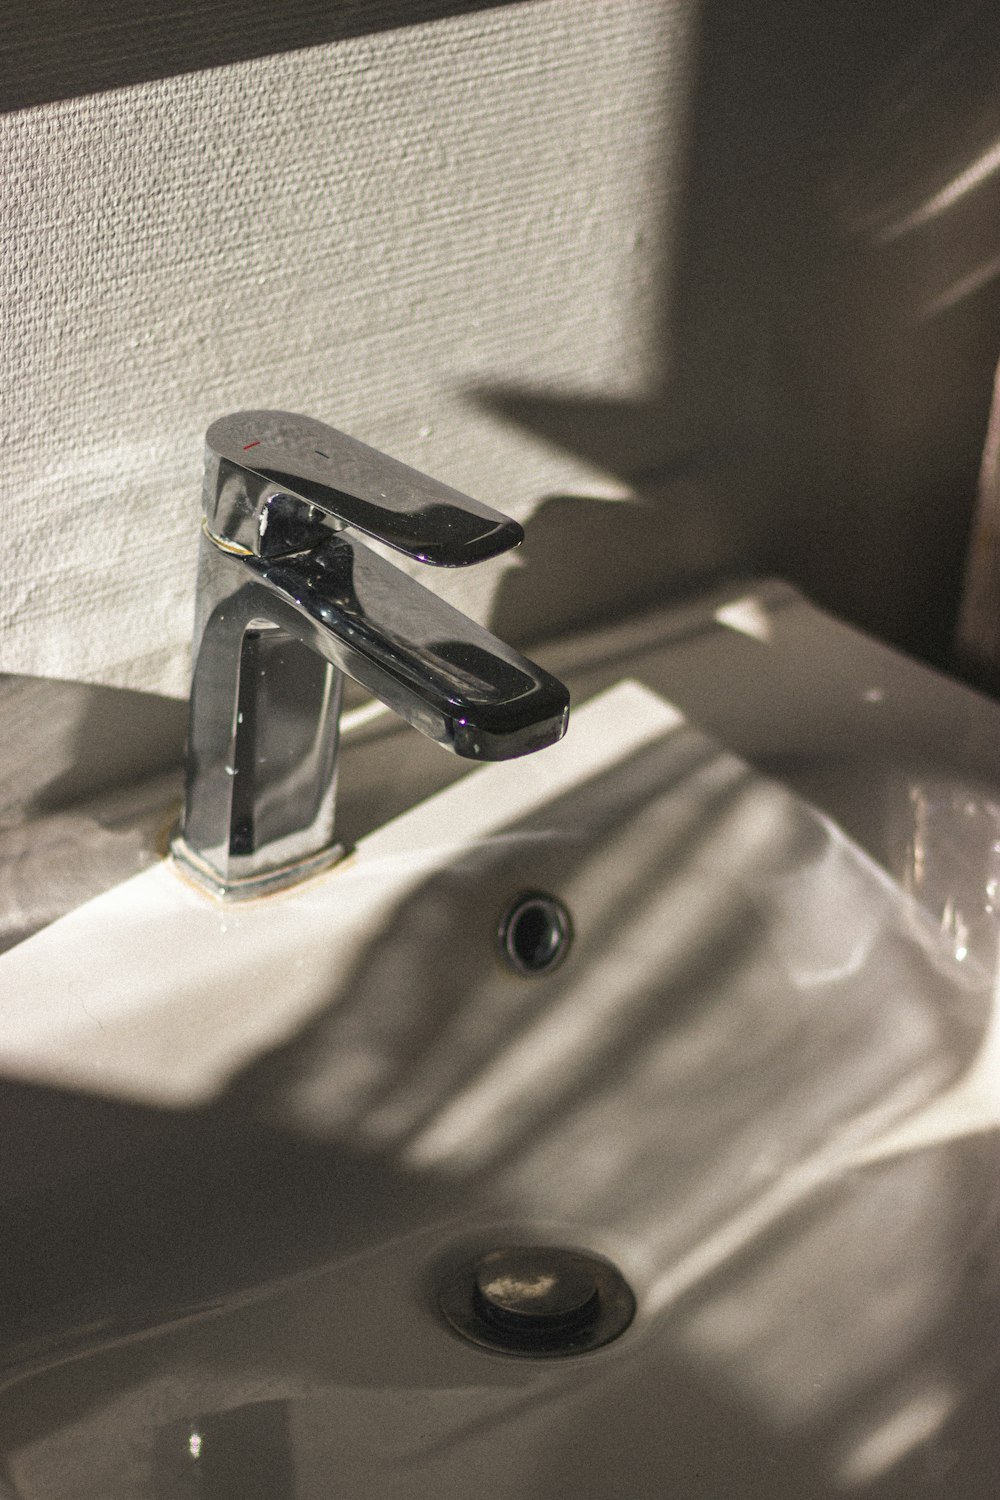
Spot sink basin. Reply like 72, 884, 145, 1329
2, 580, 1000, 1498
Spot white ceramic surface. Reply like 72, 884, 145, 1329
3, 587, 1000, 1498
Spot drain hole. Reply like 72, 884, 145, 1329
499, 893, 572, 976
439, 1245, 635, 1357
474, 1247, 600, 1336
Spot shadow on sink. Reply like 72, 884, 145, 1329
1, 715, 998, 1497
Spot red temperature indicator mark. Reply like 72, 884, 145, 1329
242, 440, 261, 450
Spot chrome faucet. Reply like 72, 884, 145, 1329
171, 411, 570, 898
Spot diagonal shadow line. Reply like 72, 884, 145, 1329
217, 728, 728, 1131
0, 1082, 490, 1456
0, 737, 991, 1470
0, 731, 768, 1459
5, 0, 541, 114
473, 0, 1000, 673
364, 758, 761, 1161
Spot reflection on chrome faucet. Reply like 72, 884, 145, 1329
171, 411, 569, 899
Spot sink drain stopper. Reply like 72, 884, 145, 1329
439, 1246, 635, 1357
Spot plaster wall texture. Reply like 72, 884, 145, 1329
4, 1, 692, 695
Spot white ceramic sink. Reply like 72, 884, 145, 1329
2, 580, 1000, 1498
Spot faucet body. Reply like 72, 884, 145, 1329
172, 412, 569, 898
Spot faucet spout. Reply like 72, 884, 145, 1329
172, 412, 569, 898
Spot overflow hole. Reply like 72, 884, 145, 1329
499, 893, 572, 976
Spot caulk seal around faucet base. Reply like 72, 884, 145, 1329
170, 832, 349, 901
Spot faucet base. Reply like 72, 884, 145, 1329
169, 833, 349, 902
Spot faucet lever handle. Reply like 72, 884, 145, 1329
205, 410, 524, 567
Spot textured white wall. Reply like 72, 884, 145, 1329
4, 1, 692, 694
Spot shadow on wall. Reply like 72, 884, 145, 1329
11, 0, 1000, 671
479, 0, 1000, 672
489, 483, 751, 648
0, 674, 187, 952
3, 0, 538, 112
